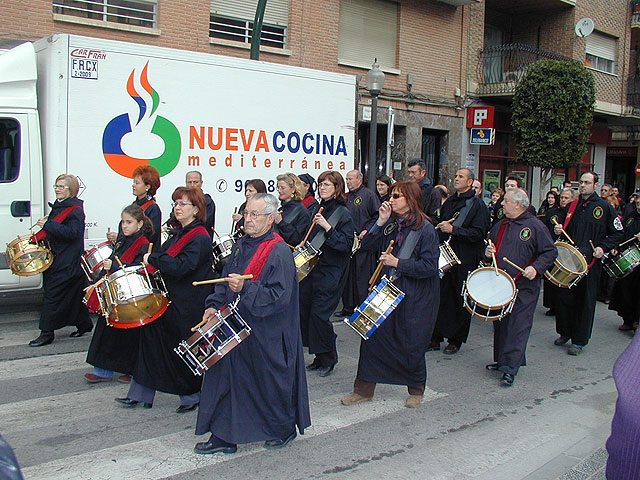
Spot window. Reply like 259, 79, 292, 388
586, 32, 617, 74
0, 119, 20, 183
210, 0, 289, 49
53, 0, 157, 28
338, 0, 398, 69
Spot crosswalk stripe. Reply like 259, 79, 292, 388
0, 329, 46, 348
0, 351, 88, 381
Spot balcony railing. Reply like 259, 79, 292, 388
476, 43, 573, 95
626, 75, 640, 115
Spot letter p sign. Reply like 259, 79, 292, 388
466, 106, 495, 129
474, 110, 488, 125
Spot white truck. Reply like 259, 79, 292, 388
0, 34, 356, 292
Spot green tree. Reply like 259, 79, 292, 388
512, 59, 596, 189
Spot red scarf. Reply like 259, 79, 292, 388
119, 235, 150, 264
140, 199, 156, 212
241, 233, 284, 281
146, 225, 209, 273
494, 218, 509, 252
563, 199, 579, 230
302, 196, 314, 207
32, 205, 82, 242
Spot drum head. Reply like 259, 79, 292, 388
467, 268, 514, 306
556, 243, 587, 273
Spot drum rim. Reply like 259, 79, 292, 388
554, 241, 588, 273
465, 266, 517, 309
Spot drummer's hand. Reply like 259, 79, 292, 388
611, 248, 619, 256
377, 202, 392, 226
314, 213, 331, 231
226, 273, 245, 292
275, 212, 283, 224
593, 246, 604, 259
635, 232, 640, 240
232, 213, 242, 222
103, 259, 112, 271
380, 252, 399, 268
106, 230, 117, 242
553, 224, 563, 235
36, 217, 47, 228
202, 308, 218, 323
437, 221, 453, 234
523, 266, 537, 280
484, 244, 496, 258
358, 230, 367, 240
142, 253, 151, 264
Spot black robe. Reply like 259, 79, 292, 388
196, 230, 311, 444
432, 189, 489, 345
356, 217, 440, 386
86, 231, 148, 374
541, 205, 564, 310
488, 211, 557, 375
302, 194, 320, 214
554, 193, 623, 345
342, 185, 380, 312
274, 199, 311, 246
38, 197, 91, 332
204, 193, 216, 238
132, 220, 213, 395
299, 198, 357, 354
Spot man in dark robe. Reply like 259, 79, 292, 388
195, 193, 311, 454
186, 171, 216, 237
430, 168, 489, 354
335, 169, 380, 317
407, 158, 442, 219
553, 172, 623, 355
485, 189, 557, 386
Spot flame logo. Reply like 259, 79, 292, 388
102, 62, 181, 178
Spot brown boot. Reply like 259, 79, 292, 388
405, 395, 423, 408
341, 392, 373, 406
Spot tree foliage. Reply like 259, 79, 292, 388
512, 60, 596, 171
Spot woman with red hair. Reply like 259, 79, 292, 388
341, 181, 440, 408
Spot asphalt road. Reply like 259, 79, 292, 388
0, 295, 630, 480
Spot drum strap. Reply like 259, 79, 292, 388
242, 233, 284, 281
32, 205, 82, 242
282, 203, 299, 224
309, 206, 347, 251
388, 229, 421, 279
140, 199, 156, 212
452, 198, 475, 228
563, 199, 579, 230
302, 196, 314, 207
119, 236, 149, 264
145, 226, 209, 273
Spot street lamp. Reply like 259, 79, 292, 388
366, 59, 385, 190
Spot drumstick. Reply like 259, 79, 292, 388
589, 240, 598, 255
147, 243, 153, 254
230, 207, 238, 233
488, 239, 499, 276
369, 240, 394, 290
619, 236, 638, 248
192, 274, 254, 286
502, 257, 526, 274
435, 217, 456, 230
114, 256, 124, 268
288, 244, 296, 250
551, 218, 576, 245
300, 207, 324, 245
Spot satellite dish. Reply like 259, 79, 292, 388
575, 18, 594, 38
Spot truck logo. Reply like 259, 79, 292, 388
102, 62, 181, 178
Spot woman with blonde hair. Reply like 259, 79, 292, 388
274, 173, 311, 246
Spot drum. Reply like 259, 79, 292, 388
438, 240, 461, 278
5, 235, 53, 276
212, 234, 235, 270
603, 240, 640, 280
462, 267, 517, 321
83, 279, 106, 314
293, 242, 321, 282
81, 241, 114, 280
98, 265, 169, 329
343, 275, 405, 339
174, 303, 251, 376
544, 241, 588, 288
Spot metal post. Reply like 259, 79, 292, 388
250, 0, 268, 60
368, 93, 378, 190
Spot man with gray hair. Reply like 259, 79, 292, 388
484, 188, 557, 386
186, 171, 216, 236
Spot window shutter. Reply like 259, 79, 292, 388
210, 0, 289, 26
586, 32, 617, 61
338, 0, 398, 69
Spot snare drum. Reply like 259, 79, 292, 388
293, 242, 321, 282
212, 234, 235, 270
343, 275, 405, 339
603, 240, 640, 280
6, 235, 53, 276
81, 241, 114, 280
99, 265, 169, 329
462, 267, 517, 321
544, 241, 588, 288
438, 240, 461, 278
174, 303, 251, 376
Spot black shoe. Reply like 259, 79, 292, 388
554, 336, 570, 346
485, 363, 499, 371
333, 309, 352, 318
545, 309, 556, 317
317, 364, 336, 377
70, 323, 93, 338
426, 341, 440, 352
264, 430, 297, 449
306, 359, 321, 371
176, 403, 199, 414
501, 373, 515, 386
194, 437, 237, 455
28, 332, 54, 347
443, 343, 460, 355
115, 397, 152, 408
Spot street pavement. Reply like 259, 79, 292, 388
0, 294, 631, 480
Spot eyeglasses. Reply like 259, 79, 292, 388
53, 185, 69, 190
171, 201, 194, 208
391, 193, 404, 199
243, 211, 270, 220
319, 182, 334, 188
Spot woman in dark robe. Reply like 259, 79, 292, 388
376, 174, 393, 204
231, 179, 267, 237
29, 174, 93, 347
542, 191, 562, 316
341, 181, 440, 408
299, 173, 320, 214
84, 204, 152, 384
107, 165, 162, 247
299, 171, 356, 377
274, 173, 311, 246
116, 187, 212, 411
